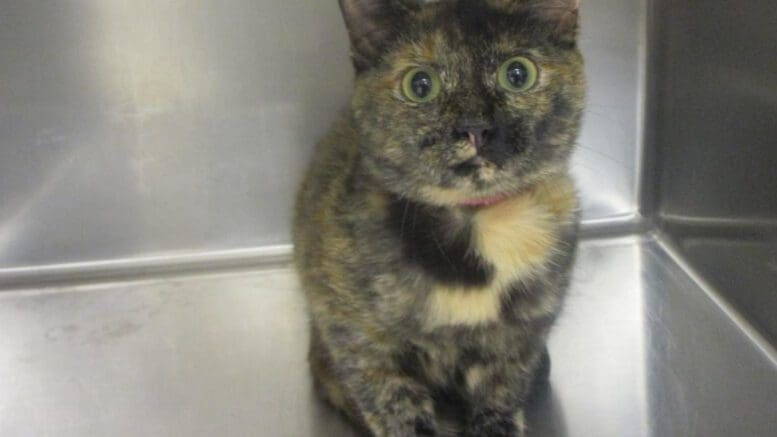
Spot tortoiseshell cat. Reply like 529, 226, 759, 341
293, 1, 584, 435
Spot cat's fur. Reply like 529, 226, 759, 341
293, 1, 585, 435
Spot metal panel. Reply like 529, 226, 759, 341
649, 0, 777, 343
652, 0, 777, 221
0, 1, 645, 271
0, 1, 352, 269
574, 0, 646, 221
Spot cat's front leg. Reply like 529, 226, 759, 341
354, 372, 437, 436
313, 324, 437, 436
466, 408, 527, 437
462, 347, 546, 437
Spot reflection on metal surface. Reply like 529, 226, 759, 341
573, 0, 646, 219
644, 240, 777, 437
1, 238, 775, 436
0, 1, 353, 269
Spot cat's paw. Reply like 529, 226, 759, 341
365, 382, 438, 436
465, 408, 525, 437
411, 410, 438, 436
372, 407, 437, 436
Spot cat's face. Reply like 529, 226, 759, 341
341, 0, 585, 206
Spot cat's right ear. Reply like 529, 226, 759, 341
339, 0, 413, 73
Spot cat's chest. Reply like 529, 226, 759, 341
422, 191, 570, 330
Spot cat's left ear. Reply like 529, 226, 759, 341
528, 0, 581, 43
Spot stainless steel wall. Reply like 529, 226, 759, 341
0, 1, 645, 271
2, 4, 776, 435
649, 0, 777, 343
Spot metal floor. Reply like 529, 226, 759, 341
1, 235, 775, 437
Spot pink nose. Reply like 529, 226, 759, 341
455, 125, 491, 148
468, 132, 478, 147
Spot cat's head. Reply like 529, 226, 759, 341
340, 0, 585, 206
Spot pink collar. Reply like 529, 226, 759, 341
460, 193, 511, 208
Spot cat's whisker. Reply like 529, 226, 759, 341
575, 143, 628, 165
570, 160, 600, 174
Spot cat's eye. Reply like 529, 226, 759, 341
497, 56, 539, 92
402, 67, 441, 103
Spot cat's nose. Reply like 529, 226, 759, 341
454, 124, 493, 148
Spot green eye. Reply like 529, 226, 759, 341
497, 56, 539, 92
402, 67, 441, 103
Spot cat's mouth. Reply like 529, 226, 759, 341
446, 156, 514, 207
450, 155, 501, 182
452, 158, 483, 176
421, 157, 517, 207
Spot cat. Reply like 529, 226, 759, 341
293, 1, 585, 435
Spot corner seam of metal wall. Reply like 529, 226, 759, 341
652, 231, 777, 367
0, 216, 658, 290
0, 245, 293, 291
632, 0, 652, 218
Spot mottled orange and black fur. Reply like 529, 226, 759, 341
293, 1, 585, 435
